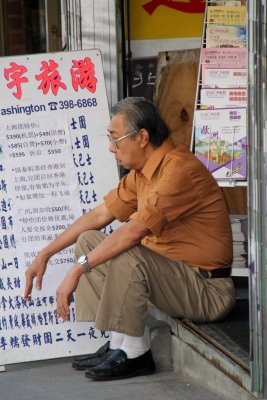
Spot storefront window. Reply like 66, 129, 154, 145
0, 0, 62, 56
1, 0, 46, 56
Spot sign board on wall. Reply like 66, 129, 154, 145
0, 49, 119, 366
130, 0, 205, 40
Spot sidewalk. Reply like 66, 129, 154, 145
0, 358, 223, 400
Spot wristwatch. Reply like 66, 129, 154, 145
77, 255, 91, 273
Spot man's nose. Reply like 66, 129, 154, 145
109, 142, 117, 153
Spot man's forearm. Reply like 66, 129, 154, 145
86, 219, 149, 269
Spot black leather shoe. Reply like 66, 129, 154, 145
85, 349, 156, 381
72, 341, 115, 370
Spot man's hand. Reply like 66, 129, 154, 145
56, 264, 84, 321
24, 252, 49, 300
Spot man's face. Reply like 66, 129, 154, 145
107, 114, 144, 170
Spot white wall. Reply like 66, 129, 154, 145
131, 37, 202, 58
80, 0, 119, 107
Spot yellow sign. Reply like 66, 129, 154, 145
129, 0, 206, 40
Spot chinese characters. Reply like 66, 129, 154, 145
4, 57, 97, 99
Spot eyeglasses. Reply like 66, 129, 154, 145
107, 130, 138, 149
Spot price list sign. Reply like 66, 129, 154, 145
0, 50, 119, 366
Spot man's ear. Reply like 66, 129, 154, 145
139, 129, 150, 148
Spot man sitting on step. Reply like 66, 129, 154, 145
24, 97, 235, 381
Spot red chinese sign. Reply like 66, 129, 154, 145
3, 57, 97, 99
143, 0, 206, 15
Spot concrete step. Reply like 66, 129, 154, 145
148, 305, 257, 400
147, 318, 173, 372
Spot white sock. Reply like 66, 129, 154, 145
109, 331, 125, 350
120, 331, 150, 359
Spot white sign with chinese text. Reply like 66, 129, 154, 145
200, 88, 247, 108
2, 115, 82, 294
202, 67, 247, 88
0, 50, 119, 365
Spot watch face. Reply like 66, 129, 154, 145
77, 254, 91, 273
78, 255, 87, 264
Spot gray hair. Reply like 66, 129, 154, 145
110, 97, 169, 147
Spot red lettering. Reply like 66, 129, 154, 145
35, 59, 67, 95
4, 62, 29, 99
70, 57, 97, 93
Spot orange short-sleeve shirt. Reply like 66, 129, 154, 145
104, 139, 233, 269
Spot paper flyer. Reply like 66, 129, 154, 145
210, 1, 242, 5
206, 25, 246, 48
194, 108, 247, 180
200, 88, 247, 108
201, 48, 247, 68
207, 6, 246, 26
202, 67, 247, 88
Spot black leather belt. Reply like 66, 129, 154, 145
198, 267, 231, 279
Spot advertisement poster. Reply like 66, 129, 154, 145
194, 108, 247, 180
202, 67, 247, 88
0, 50, 119, 365
207, 6, 246, 26
201, 48, 247, 68
200, 88, 247, 108
206, 25, 246, 47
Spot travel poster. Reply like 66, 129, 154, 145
194, 108, 247, 180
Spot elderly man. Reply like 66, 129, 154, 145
24, 97, 235, 381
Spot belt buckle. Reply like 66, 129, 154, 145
199, 268, 212, 279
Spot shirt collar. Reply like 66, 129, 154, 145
140, 139, 175, 181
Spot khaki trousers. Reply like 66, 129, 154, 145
75, 230, 236, 336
